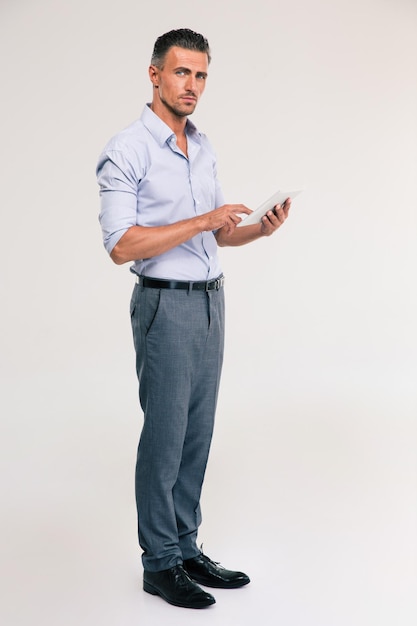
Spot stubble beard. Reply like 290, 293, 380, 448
160, 94, 197, 118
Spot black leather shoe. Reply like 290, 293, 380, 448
183, 552, 250, 589
143, 564, 216, 609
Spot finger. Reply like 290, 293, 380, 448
267, 209, 281, 224
283, 198, 291, 215
227, 217, 237, 233
272, 206, 286, 223
228, 213, 239, 227
229, 212, 242, 225
261, 215, 275, 234
233, 204, 252, 215
264, 210, 284, 232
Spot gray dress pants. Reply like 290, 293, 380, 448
130, 282, 225, 572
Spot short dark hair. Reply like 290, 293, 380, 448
151, 28, 211, 68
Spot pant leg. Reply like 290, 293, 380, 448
174, 288, 225, 560
130, 285, 224, 572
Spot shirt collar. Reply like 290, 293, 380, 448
141, 104, 201, 147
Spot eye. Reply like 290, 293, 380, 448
196, 73, 207, 81
175, 70, 186, 76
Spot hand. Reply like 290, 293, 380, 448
260, 198, 291, 236
201, 204, 252, 235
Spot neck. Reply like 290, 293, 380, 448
150, 100, 188, 136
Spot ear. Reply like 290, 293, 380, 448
149, 65, 159, 88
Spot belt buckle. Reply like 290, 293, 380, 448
206, 276, 224, 291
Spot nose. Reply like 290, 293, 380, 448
185, 73, 197, 93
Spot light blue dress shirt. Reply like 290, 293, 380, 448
96, 104, 225, 281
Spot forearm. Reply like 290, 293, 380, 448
110, 217, 206, 264
110, 203, 252, 264
215, 223, 264, 247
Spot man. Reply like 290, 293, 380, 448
96, 28, 290, 609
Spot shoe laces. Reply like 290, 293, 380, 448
172, 564, 195, 588
199, 544, 226, 570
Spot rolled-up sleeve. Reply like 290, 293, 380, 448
96, 150, 139, 254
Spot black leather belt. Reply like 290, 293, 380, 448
136, 274, 225, 291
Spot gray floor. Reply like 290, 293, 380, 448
2, 364, 416, 626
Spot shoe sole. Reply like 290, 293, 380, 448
185, 575, 250, 589
143, 581, 216, 609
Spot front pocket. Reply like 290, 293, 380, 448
142, 287, 162, 336
130, 284, 138, 318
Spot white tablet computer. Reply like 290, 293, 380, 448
237, 189, 302, 227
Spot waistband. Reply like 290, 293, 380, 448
136, 274, 225, 292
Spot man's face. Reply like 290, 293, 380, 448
150, 46, 209, 118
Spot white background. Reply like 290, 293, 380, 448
1, 0, 416, 624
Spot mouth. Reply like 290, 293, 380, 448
180, 95, 197, 104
